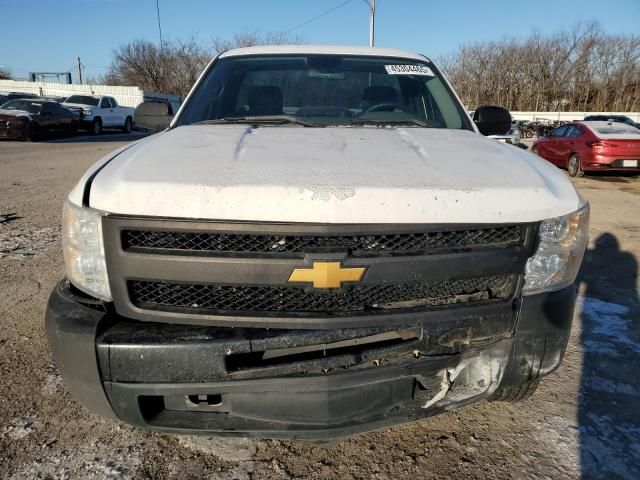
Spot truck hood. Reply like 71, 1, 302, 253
81, 125, 582, 224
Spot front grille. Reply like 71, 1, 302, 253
129, 276, 515, 316
122, 225, 523, 257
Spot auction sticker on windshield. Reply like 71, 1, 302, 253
385, 64, 434, 76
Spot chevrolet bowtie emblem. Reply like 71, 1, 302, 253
288, 262, 366, 289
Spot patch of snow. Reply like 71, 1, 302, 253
580, 413, 640, 478
532, 415, 580, 477
42, 373, 65, 396
177, 436, 258, 462
7, 442, 141, 480
586, 376, 638, 396
2, 417, 38, 440
577, 296, 638, 353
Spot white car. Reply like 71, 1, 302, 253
489, 121, 522, 145
46, 45, 588, 441
62, 95, 134, 135
470, 110, 522, 145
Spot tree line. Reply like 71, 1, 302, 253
102, 32, 301, 97
438, 22, 640, 112
90, 23, 640, 112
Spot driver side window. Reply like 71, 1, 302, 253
551, 125, 569, 137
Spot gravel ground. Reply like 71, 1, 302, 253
0, 134, 639, 479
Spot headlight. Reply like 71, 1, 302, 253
523, 203, 589, 295
7, 118, 28, 127
62, 201, 112, 301
83, 109, 93, 116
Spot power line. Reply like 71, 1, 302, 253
283, 0, 355, 34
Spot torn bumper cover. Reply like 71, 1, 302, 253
46, 280, 575, 439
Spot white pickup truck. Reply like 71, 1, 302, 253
62, 94, 134, 135
46, 45, 588, 441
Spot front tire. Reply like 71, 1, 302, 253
26, 122, 40, 142
567, 154, 584, 177
121, 116, 132, 133
91, 118, 102, 136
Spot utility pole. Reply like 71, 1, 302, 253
77, 56, 83, 85
368, 0, 376, 47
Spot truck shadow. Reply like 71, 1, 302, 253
577, 233, 640, 478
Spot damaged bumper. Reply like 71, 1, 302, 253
45, 280, 575, 440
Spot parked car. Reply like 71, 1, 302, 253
47, 45, 589, 441
0, 99, 80, 140
0, 91, 39, 106
62, 95, 134, 134
488, 120, 522, 145
532, 121, 640, 176
469, 109, 521, 145
583, 114, 639, 130
38, 95, 67, 103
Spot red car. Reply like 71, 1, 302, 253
0, 99, 79, 141
532, 121, 640, 177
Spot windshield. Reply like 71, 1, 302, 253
0, 100, 42, 114
176, 54, 470, 129
65, 95, 99, 106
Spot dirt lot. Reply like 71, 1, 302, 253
1, 135, 639, 479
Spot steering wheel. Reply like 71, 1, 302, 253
360, 103, 397, 115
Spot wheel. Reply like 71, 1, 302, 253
567, 153, 584, 177
122, 116, 132, 133
489, 381, 539, 402
26, 122, 40, 141
91, 118, 103, 135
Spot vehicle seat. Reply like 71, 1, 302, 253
361, 86, 398, 111
248, 86, 283, 116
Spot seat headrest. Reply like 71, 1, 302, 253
248, 86, 283, 115
362, 86, 398, 108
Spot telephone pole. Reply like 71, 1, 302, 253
77, 56, 83, 85
368, 0, 376, 47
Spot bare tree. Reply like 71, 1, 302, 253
440, 22, 640, 112
212, 30, 303, 54
0, 67, 11, 80
104, 32, 303, 96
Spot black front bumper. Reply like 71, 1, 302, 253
45, 280, 576, 440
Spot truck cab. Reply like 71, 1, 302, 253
46, 45, 588, 440
62, 94, 134, 134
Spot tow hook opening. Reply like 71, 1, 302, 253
187, 394, 222, 407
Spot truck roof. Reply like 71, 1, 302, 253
219, 45, 430, 62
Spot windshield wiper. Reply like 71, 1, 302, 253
194, 115, 317, 127
347, 118, 433, 128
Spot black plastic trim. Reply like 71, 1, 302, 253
44, 281, 116, 419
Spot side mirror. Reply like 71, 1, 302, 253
473, 105, 512, 136
134, 101, 173, 132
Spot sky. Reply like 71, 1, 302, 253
1, 0, 639, 82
